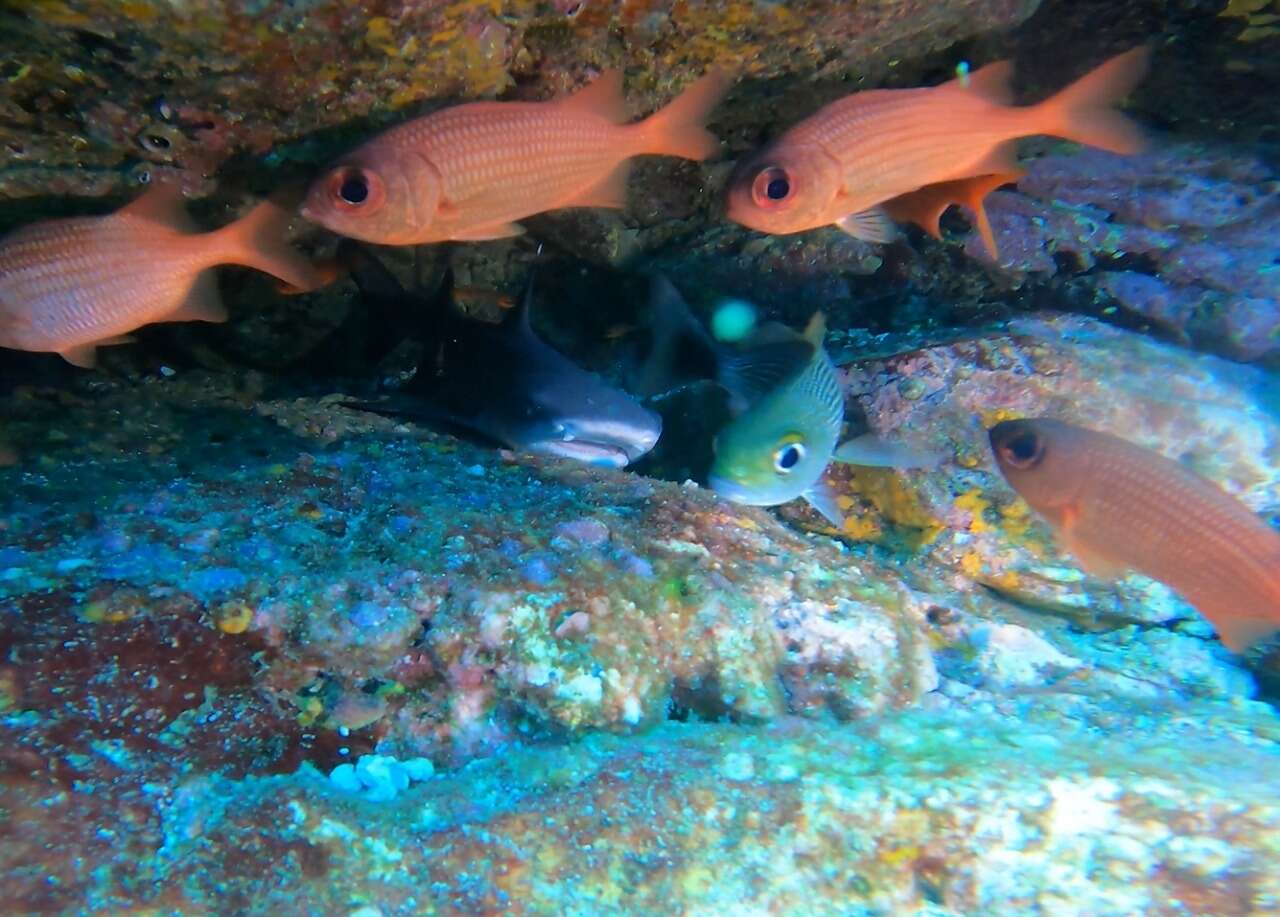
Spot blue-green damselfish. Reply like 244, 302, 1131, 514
639, 276, 939, 526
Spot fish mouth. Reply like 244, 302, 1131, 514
530, 440, 632, 469
706, 474, 775, 507
551, 415, 662, 467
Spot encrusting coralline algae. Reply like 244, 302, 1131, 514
2, 0, 1280, 913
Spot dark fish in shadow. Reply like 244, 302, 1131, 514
341, 243, 662, 468
630, 275, 942, 526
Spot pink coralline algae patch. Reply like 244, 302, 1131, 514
977, 142, 1280, 361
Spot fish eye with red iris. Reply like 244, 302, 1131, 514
752, 166, 792, 207
1004, 432, 1042, 467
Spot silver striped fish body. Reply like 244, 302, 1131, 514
708, 331, 844, 507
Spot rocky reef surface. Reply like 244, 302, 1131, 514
3, 0, 1280, 913
3, 313, 1278, 913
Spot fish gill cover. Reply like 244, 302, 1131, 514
0, 0, 1279, 914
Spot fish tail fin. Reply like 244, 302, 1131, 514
210, 198, 330, 293
635, 70, 733, 161
1034, 46, 1150, 155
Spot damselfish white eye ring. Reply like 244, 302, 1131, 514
774, 442, 806, 474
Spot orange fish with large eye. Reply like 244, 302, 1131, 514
300, 69, 731, 246
726, 47, 1149, 258
989, 418, 1280, 653
0, 184, 326, 368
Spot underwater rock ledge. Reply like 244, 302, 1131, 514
0, 0, 1041, 202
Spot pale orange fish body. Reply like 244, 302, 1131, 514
0, 185, 323, 367
727, 47, 1149, 257
990, 418, 1280, 652
300, 70, 731, 246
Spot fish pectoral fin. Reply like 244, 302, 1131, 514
834, 433, 940, 470
166, 271, 228, 323
561, 161, 632, 210
1059, 526, 1128, 581
449, 223, 526, 242
834, 207, 899, 244
803, 477, 846, 529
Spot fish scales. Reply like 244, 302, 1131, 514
395, 107, 629, 204
784, 93, 1022, 213
302, 70, 730, 245
727, 47, 1149, 250
1080, 442, 1280, 600
9, 220, 206, 331
0, 187, 324, 366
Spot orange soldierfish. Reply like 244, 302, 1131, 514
989, 418, 1280, 652
0, 184, 326, 368
726, 47, 1150, 258
299, 69, 732, 246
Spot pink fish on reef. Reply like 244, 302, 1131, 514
0, 184, 327, 368
300, 69, 732, 245
726, 47, 1150, 258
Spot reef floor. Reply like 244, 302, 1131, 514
1, 314, 1278, 914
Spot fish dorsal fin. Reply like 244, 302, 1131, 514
717, 336, 813, 411
945, 60, 1015, 105
503, 269, 536, 336
803, 476, 845, 529
560, 70, 629, 124
802, 312, 826, 347
118, 182, 198, 233
628, 274, 719, 398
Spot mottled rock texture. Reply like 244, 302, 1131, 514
0, 0, 1040, 204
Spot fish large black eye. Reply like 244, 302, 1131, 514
774, 442, 805, 473
339, 174, 369, 205
1002, 432, 1044, 468
752, 166, 793, 209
